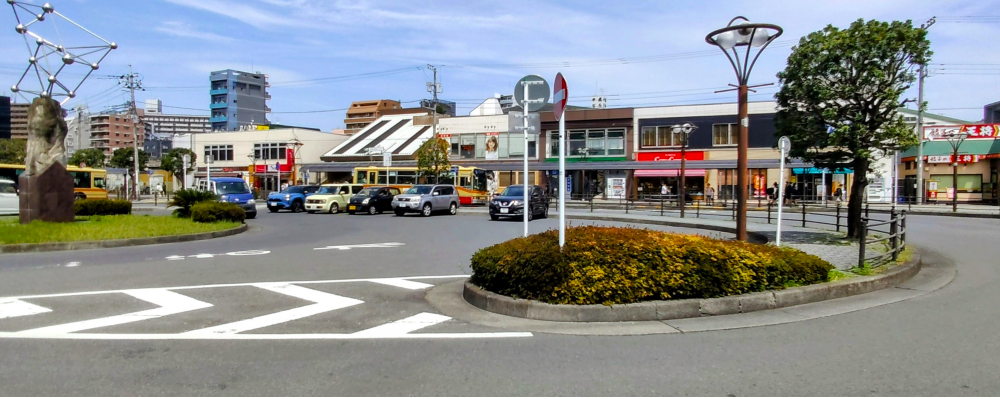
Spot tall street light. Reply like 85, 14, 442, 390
672, 123, 697, 218
944, 131, 968, 213
706, 16, 783, 242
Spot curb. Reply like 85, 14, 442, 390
463, 250, 922, 323
0, 223, 249, 254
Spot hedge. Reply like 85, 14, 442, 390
73, 199, 132, 216
170, 189, 217, 218
191, 201, 246, 223
469, 225, 834, 305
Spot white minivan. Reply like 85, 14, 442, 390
0, 178, 18, 215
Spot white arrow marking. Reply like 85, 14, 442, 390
190, 254, 215, 259
314, 242, 405, 251
225, 250, 270, 256
65, 262, 80, 268
367, 278, 432, 290
182, 283, 362, 335
20, 289, 212, 334
165, 255, 185, 261
0, 299, 52, 319
351, 312, 451, 338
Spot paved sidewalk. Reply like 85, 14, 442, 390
557, 197, 1000, 216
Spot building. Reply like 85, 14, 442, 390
171, 128, 349, 192
144, 132, 173, 161
344, 100, 402, 134
984, 100, 1000, 124
420, 99, 457, 117
209, 69, 270, 132
65, 105, 91, 157
89, 110, 145, 158
0, 96, 10, 140
9, 102, 29, 140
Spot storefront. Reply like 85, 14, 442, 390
791, 167, 853, 202
900, 137, 1000, 203
634, 151, 706, 199
539, 108, 634, 199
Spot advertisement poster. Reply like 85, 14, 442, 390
485, 132, 499, 160
752, 174, 765, 198
485, 170, 498, 197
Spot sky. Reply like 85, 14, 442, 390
1, 0, 998, 131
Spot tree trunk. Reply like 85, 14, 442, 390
846, 158, 870, 238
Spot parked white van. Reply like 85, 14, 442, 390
0, 178, 18, 215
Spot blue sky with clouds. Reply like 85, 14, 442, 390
2, 0, 998, 131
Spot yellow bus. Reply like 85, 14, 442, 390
352, 166, 488, 205
0, 163, 109, 200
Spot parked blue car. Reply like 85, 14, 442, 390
267, 185, 319, 213
198, 177, 257, 219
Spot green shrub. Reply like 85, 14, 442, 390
191, 201, 245, 223
170, 189, 217, 218
73, 199, 132, 216
469, 226, 834, 305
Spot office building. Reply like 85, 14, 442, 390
65, 105, 91, 156
209, 69, 270, 132
0, 96, 10, 139
10, 102, 29, 139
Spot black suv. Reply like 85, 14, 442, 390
489, 185, 549, 221
348, 186, 401, 215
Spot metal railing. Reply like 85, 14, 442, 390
858, 210, 906, 269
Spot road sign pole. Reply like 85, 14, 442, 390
559, 114, 566, 246
777, 136, 791, 246
523, 79, 530, 238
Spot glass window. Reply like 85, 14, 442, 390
217, 181, 250, 194
254, 143, 287, 160
351, 185, 364, 194
657, 126, 672, 146
396, 171, 416, 185
607, 137, 625, 155
461, 135, 476, 159
94, 177, 106, 189
71, 171, 92, 188
406, 185, 434, 194
355, 171, 367, 184
501, 186, 524, 196
0, 182, 14, 193
713, 124, 736, 146
476, 135, 486, 158
509, 134, 525, 156
641, 126, 656, 147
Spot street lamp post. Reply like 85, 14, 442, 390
247, 152, 259, 192
706, 16, 783, 242
945, 132, 968, 213
671, 123, 697, 218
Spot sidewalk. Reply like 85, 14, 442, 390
554, 197, 1000, 217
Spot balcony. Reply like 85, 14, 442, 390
210, 102, 228, 109
265, 107, 272, 113
210, 88, 228, 95
209, 116, 228, 123
265, 92, 271, 100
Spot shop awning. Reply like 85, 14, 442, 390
900, 140, 999, 158
635, 169, 706, 177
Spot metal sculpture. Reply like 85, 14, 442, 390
8, 0, 116, 104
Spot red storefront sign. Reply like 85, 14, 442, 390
926, 155, 980, 164
255, 163, 292, 173
924, 124, 1000, 141
637, 151, 705, 162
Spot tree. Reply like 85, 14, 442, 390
68, 148, 106, 168
109, 147, 150, 173
0, 139, 27, 164
160, 148, 196, 188
775, 19, 929, 238
415, 137, 451, 184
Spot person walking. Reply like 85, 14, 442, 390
785, 183, 795, 206
705, 183, 715, 206
767, 183, 777, 206
660, 183, 668, 200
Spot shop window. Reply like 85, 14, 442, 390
460, 136, 476, 159
714, 124, 737, 146
205, 144, 234, 161
931, 174, 982, 193
254, 142, 287, 160
641, 126, 682, 147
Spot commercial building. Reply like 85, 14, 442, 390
0, 96, 10, 139
985, 100, 1000, 124
210, 70, 270, 132
143, 99, 210, 137
900, 122, 1000, 203
89, 110, 145, 158
65, 105, 91, 157
172, 128, 349, 193
9, 102, 29, 140
344, 100, 402, 134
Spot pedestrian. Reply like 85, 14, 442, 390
834, 187, 843, 202
660, 183, 667, 199
766, 183, 777, 205
785, 183, 795, 206
705, 183, 715, 206
281, 182, 289, 191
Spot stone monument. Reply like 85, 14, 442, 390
19, 97, 74, 224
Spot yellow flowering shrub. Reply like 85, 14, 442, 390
469, 226, 833, 305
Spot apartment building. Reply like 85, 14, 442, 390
9, 102, 29, 140
0, 96, 9, 139
89, 109, 145, 157
210, 70, 271, 132
344, 100, 401, 134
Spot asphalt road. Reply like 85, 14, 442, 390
0, 207, 996, 396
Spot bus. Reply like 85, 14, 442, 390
352, 166, 489, 205
0, 163, 109, 200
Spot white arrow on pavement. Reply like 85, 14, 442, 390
165, 255, 185, 261
20, 289, 212, 334
182, 283, 363, 335
314, 242, 405, 251
350, 312, 451, 338
367, 278, 433, 290
0, 299, 52, 319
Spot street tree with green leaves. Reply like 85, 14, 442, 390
160, 148, 196, 188
109, 147, 150, 173
0, 139, 27, 164
68, 148, 106, 168
775, 19, 930, 238
415, 137, 451, 184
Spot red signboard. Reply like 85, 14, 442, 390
255, 163, 292, 173
553, 72, 567, 120
924, 124, 1000, 141
636, 151, 705, 162
926, 155, 980, 164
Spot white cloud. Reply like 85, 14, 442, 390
154, 21, 235, 43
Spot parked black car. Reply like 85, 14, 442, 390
348, 186, 401, 215
489, 184, 549, 221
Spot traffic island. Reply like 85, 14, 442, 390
0, 215, 246, 253
461, 225, 922, 322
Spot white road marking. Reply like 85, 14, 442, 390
165, 250, 271, 261
0, 331, 533, 340
351, 312, 451, 338
0, 299, 52, 319
165, 256, 185, 261
368, 278, 433, 290
190, 254, 215, 259
225, 250, 270, 256
181, 283, 362, 335
314, 242, 405, 251
19, 289, 212, 334
65, 262, 80, 268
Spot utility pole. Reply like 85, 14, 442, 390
120, 65, 144, 201
427, 65, 441, 183
916, 17, 935, 205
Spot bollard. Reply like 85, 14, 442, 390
767, 202, 772, 224
802, 202, 807, 227
154, 192, 158, 206
889, 210, 899, 261
696, 200, 700, 219
625, 198, 630, 214
858, 219, 868, 269
660, 197, 664, 217
900, 211, 907, 249
865, 202, 870, 220
731, 202, 736, 221
590, 196, 594, 213
836, 203, 841, 232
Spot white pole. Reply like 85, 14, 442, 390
558, 114, 566, 247
776, 154, 786, 246
523, 80, 530, 238
206, 154, 211, 189
822, 167, 827, 206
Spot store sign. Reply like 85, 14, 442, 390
924, 124, 1000, 141
256, 163, 292, 173
636, 151, 705, 162
926, 155, 980, 164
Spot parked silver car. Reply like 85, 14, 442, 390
391, 184, 460, 217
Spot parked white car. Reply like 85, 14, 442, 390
0, 178, 18, 215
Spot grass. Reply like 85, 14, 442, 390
828, 269, 849, 282
0, 215, 241, 245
